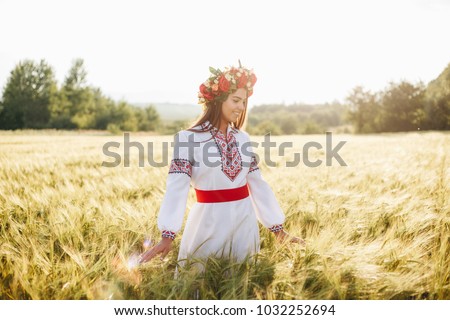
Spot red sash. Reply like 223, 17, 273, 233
195, 184, 249, 203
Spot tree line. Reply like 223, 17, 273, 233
247, 62, 449, 134
346, 63, 450, 133
1, 59, 448, 134
246, 101, 349, 135
0, 59, 160, 132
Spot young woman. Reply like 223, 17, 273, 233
139, 63, 304, 267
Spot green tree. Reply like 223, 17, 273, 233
248, 120, 282, 135
346, 86, 381, 133
424, 63, 450, 130
93, 89, 116, 130
279, 115, 299, 134
302, 121, 324, 134
136, 105, 160, 131
108, 101, 138, 131
379, 81, 425, 132
48, 90, 73, 128
0, 60, 57, 129
247, 102, 350, 135
60, 58, 96, 129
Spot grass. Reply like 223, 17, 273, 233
0, 130, 449, 299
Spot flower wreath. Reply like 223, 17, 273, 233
197, 62, 257, 106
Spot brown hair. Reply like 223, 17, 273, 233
187, 91, 248, 138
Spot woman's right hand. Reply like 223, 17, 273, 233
139, 237, 173, 264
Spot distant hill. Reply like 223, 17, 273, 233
133, 102, 202, 121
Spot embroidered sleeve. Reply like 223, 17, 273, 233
248, 155, 259, 173
268, 224, 283, 233
157, 131, 193, 235
161, 230, 176, 240
169, 159, 192, 177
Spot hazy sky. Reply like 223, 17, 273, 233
1, 0, 449, 106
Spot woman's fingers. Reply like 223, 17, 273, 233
139, 246, 162, 263
138, 250, 152, 264
275, 230, 288, 242
275, 231, 306, 247
290, 236, 306, 246
138, 241, 172, 264
160, 248, 169, 260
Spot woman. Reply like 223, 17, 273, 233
139, 63, 304, 267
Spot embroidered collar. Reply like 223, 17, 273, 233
200, 120, 242, 181
200, 120, 239, 137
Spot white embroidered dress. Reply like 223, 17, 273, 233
157, 121, 285, 264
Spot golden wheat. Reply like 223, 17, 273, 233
0, 130, 448, 299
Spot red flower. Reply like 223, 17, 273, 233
237, 74, 248, 88
218, 75, 230, 92
199, 84, 214, 101
249, 73, 257, 86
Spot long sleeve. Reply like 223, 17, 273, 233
246, 142, 285, 232
157, 130, 193, 238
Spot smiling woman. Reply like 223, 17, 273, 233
139, 63, 305, 272
220, 89, 247, 130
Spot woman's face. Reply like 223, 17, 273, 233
221, 88, 247, 125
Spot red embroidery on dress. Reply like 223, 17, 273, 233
269, 224, 283, 232
213, 128, 242, 181
162, 230, 176, 239
200, 121, 242, 181
200, 122, 213, 131
249, 155, 259, 173
169, 159, 192, 177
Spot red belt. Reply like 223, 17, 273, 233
195, 184, 249, 203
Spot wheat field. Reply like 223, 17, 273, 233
0, 130, 449, 300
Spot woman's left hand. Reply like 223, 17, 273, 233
274, 230, 306, 246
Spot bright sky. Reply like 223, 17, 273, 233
1, 0, 449, 106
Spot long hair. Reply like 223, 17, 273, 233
188, 92, 248, 137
